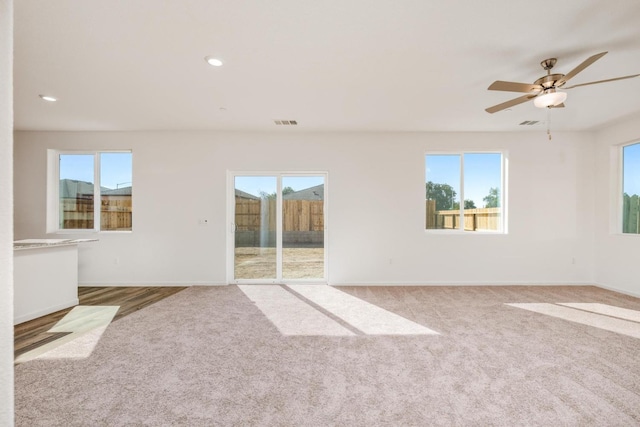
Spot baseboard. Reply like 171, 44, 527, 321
78, 281, 227, 287
78, 281, 598, 288
330, 281, 596, 287
14, 298, 79, 325
593, 283, 640, 299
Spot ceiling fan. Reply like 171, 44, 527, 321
485, 51, 640, 114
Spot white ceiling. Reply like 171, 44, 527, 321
13, 0, 640, 132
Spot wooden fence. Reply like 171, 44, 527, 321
100, 197, 132, 231
60, 198, 94, 229
623, 194, 639, 234
61, 196, 132, 231
234, 199, 324, 232
234, 199, 324, 247
426, 200, 501, 231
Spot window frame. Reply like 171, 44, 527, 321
620, 141, 640, 236
424, 150, 507, 234
47, 149, 133, 234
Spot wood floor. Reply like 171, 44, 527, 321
14, 286, 187, 359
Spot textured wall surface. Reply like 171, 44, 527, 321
1, 0, 15, 424
15, 130, 596, 286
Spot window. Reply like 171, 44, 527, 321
622, 142, 640, 234
425, 152, 504, 232
51, 151, 132, 232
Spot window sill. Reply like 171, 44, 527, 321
51, 230, 133, 235
424, 229, 506, 235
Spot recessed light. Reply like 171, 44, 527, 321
39, 95, 57, 102
205, 56, 223, 67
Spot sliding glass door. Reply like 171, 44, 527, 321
233, 176, 277, 280
281, 176, 325, 280
230, 173, 326, 284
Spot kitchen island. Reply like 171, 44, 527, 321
14, 239, 96, 324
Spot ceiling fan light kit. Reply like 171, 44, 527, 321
485, 51, 639, 114
533, 88, 567, 108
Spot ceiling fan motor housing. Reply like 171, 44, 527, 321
534, 73, 565, 89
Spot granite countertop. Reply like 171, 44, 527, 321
14, 239, 98, 251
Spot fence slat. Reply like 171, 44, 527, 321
428, 206, 501, 231
236, 199, 324, 232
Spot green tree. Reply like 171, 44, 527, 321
453, 200, 476, 210
623, 192, 640, 234
282, 186, 295, 195
483, 187, 500, 208
426, 181, 457, 210
260, 186, 295, 199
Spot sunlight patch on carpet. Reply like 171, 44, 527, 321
240, 285, 438, 336
288, 285, 439, 335
239, 285, 355, 336
15, 306, 119, 363
506, 303, 640, 339
557, 303, 640, 323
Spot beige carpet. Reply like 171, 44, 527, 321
14, 285, 640, 426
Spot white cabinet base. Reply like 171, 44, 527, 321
14, 245, 80, 324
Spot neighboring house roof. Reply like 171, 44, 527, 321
235, 189, 259, 200
102, 186, 132, 196
59, 179, 96, 198
284, 184, 324, 201
60, 179, 131, 198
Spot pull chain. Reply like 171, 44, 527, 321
547, 107, 552, 140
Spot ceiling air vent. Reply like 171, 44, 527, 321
274, 120, 298, 126
519, 120, 540, 126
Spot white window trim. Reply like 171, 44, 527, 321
424, 150, 508, 235
616, 140, 640, 236
47, 149, 133, 234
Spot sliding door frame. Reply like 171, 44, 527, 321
226, 171, 328, 285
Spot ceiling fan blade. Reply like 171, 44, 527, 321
558, 51, 607, 85
563, 74, 640, 89
485, 94, 536, 114
488, 80, 542, 93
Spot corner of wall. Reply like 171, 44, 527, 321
0, 0, 15, 424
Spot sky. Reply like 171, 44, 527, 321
59, 153, 132, 189
425, 153, 501, 208
623, 143, 640, 196
235, 176, 325, 197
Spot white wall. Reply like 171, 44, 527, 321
14, 130, 596, 286
594, 113, 640, 297
1, 0, 15, 424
